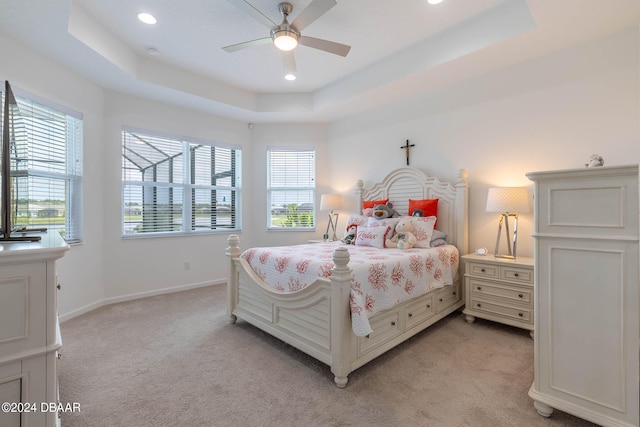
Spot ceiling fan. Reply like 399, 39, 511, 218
223, 0, 351, 78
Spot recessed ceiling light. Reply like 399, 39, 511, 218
284, 73, 296, 81
427, 0, 444, 4
137, 12, 157, 25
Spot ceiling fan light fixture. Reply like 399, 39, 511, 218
427, 0, 445, 4
284, 73, 296, 81
272, 29, 299, 51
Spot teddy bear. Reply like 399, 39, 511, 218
385, 218, 417, 249
341, 224, 357, 245
371, 202, 399, 220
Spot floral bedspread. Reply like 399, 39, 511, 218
240, 242, 459, 336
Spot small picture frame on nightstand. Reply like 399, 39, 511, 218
475, 247, 487, 256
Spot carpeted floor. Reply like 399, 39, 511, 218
59, 285, 597, 427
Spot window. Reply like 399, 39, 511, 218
267, 148, 315, 229
122, 127, 241, 237
0, 86, 83, 243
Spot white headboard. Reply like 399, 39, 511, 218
355, 167, 469, 254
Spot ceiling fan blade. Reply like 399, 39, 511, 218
282, 51, 297, 75
227, 0, 277, 28
222, 37, 272, 53
291, 0, 337, 31
299, 36, 351, 57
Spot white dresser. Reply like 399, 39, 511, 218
0, 232, 69, 427
527, 165, 639, 427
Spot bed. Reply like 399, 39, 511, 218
226, 167, 469, 387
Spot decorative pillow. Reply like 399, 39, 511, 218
367, 216, 400, 232
362, 199, 388, 209
431, 229, 447, 242
412, 216, 437, 248
408, 199, 439, 226
345, 214, 369, 230
430, 239, 447, 247
355, 226, 391, 249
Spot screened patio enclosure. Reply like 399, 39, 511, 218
122, 130, 240, 236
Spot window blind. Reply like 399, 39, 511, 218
267, 148, 315, 229
122, 128, 241, 236
0, 88, 83, 243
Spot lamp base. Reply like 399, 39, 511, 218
493, 213, 520, 259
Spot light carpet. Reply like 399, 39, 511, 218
59, 285, 597, 427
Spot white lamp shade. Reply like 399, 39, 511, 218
320, 194, 343, 211
486, 187, 530, 214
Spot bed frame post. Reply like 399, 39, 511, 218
330, 246, 352, 388
455, 169, 469, 255
226, 234, 241, 324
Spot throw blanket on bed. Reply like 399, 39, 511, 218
241, 242, 459, 336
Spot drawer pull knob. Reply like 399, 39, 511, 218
391, 321, 396, 326
57, 283, 61, 290
480, 268, 485, 272
439, 298, 443, 302
477, 303, 482, 308
514, 273, 519, 277
518, 294, 523, 298
518, 313, 523, 317
477, 286, 482, 291
408, 313, 413, 318
452, 292, 456, 296
426, 304, 431, 308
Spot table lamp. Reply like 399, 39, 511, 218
320, 194, 342, 241
485, 187, 529, 259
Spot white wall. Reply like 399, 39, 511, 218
246, 123, 331, 248
327, 27, 640, 258
0, 34, 106, 318
100, 93, 253, 302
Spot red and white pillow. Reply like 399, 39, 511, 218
355, 226, 391, 249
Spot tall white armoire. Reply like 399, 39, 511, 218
527, 165, 639, 427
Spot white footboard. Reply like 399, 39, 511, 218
226, 234, 353, 387
225, 235, 464, 388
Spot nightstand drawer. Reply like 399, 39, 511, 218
466, 262, 498, 279
469, 279, 532, 305
470, 298, 533, 324
500, 266, 533, 285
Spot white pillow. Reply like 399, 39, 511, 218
412, 216, 436, 248
355, 226, 391, 249
345, 213, 369, 230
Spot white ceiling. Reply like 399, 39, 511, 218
0, 0, 638, 123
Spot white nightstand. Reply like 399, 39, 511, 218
461, 254, 534, 338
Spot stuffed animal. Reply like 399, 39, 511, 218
341, 224, 357, 245
372, 202, 399, 220
585, 154, 604, 168
385, 218, 416, 249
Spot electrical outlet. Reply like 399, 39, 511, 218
183, 262, 191, 270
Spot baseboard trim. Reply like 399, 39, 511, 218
59, 279, 226, 323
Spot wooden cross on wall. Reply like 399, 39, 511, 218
400, 140, 415, 165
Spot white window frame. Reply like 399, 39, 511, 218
1, 85, 83, 243
121, 127, 241, 238
267, 147, 316, 231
